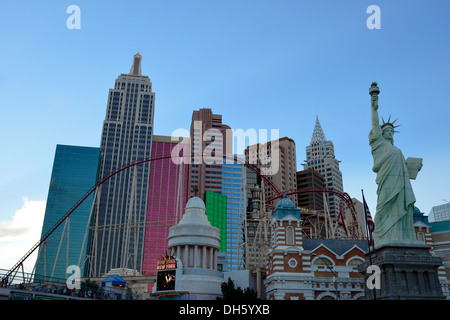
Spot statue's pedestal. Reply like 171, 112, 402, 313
358, 243, 444, 300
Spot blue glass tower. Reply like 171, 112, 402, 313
35, 145, 100, 281
222, 159, 246, 271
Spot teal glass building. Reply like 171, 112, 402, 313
35, 145, 100, 281
222, 160, 246, 271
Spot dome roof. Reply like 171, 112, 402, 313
178, 196, 211, 226
168, 196, 220, 249
413, 205, 429, 225
413, 206, 421, 215
276, 196, 297, 209
186, 196, 206, 211
273, 195, 301, 220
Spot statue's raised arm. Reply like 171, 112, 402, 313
369, 82, 381, 133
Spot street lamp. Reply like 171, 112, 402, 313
311, 253, 339, 300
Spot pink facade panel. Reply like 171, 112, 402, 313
142, 137, 189, 275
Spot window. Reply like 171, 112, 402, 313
417, 232, 425, 243
286, 226, 294, 245
348, 258, 364, 271
313, 256, 333, 271
288, 258, 298, 268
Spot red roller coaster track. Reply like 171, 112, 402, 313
266, 189, 360, 237
6, 152, 357, 280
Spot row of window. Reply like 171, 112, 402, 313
223, 167, 243, 172
227, 223, 241, 228
223, 179, 243, 183
222, 184, 244, 189
205, 170, 221, 175
223, 173, 242, 178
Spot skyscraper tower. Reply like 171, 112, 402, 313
303, 116, 343, 218
35, 145, 100, 281
222, 159, 246, 271
91, 54, 155, 276
188, 108, 231, 200
142, 135, 189, 276
245, 137, 297, 207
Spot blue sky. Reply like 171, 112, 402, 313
1, 1, 449, 269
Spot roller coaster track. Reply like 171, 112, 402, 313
266, 188, 360, 237
6, 152, 358, 280
5, 153, 282, 280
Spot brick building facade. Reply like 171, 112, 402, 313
265, 196, 368, 300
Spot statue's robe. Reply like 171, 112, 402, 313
369, 127, 417, 247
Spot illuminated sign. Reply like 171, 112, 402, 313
156, 270, 176, 291
157, 253, 177, 271
156, 253, 177, 291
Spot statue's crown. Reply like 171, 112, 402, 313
381, 115, 400, 132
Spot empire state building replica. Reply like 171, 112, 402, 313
89, 54, 155, 276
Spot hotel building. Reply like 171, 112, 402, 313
142, 135, 189, 276
188, 108, 231, 201
90, 54, 155, 276
36, 145, 100, 280
303, 116, 343, 219
245, 137, 297, 207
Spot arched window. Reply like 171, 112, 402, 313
417, 232, 425, 243
312, 256, 333, 271
347, 258, 364, 271
286, 226, 294, 245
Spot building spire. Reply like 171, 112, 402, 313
129, 53, 142, 76
310, 115, 327, 143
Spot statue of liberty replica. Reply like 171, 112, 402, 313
369, 81, 422, 247
359, 82, 444, 300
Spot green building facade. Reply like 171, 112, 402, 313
205, 191, 227, 253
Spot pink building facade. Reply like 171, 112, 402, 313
142, 135, 189, 276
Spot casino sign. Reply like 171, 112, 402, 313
156, 253, 178, 291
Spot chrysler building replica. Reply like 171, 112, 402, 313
303, 116, 343, 219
